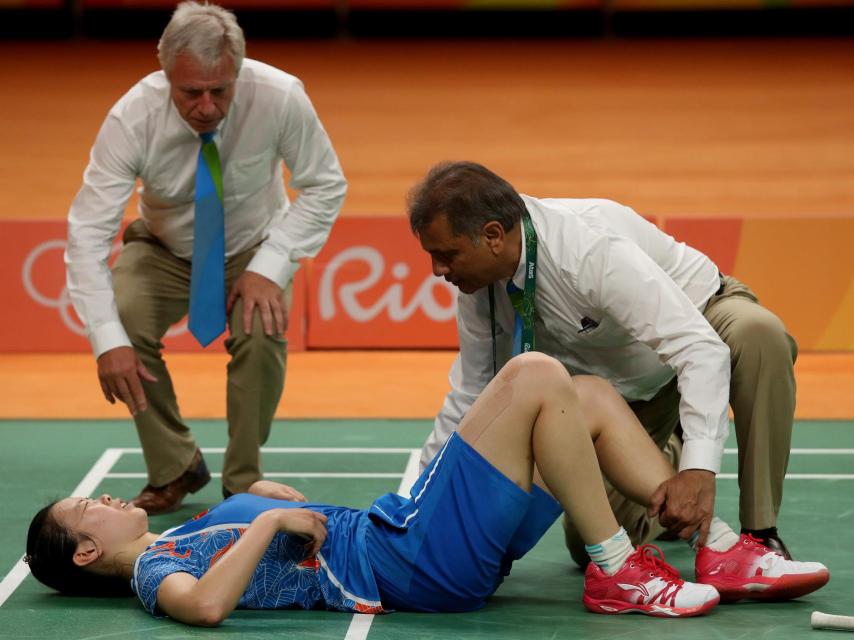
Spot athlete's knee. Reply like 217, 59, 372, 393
572, 375, 624, 423
574, 375, 620, 405
504, 353, 573, 395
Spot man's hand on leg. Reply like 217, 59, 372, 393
648, 469, 716, 546
97, 345, 158, 415
227, 271, 287, 337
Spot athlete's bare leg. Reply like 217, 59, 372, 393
458, 353, 677, 546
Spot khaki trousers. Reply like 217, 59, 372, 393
112, 220, 289, 494
565, 275, 797, 565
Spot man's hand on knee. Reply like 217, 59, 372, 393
227, 271, 287, 337
647, 469, 716, 546
97, 346, 157, 416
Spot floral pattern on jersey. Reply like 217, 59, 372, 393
132, 529, 324, 616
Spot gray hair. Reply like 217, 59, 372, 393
158, 1, 245, 76
408, 161, 525, 240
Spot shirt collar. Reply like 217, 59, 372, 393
508, 219, 527, 290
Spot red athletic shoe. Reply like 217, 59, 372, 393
695, 533, 829, 603
583, 544, 720, 617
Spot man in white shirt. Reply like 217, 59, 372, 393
410, 161, 797, 560
65, 2, 347, 514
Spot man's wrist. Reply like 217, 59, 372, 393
90, 323, 133, 359
246, 248, 297, 288
679, 439, 723, 475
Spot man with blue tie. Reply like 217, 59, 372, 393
65, 1, 347, 514
409, 161, 798, 561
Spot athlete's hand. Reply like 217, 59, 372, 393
648, 469, 716, 546
97, 346, 158, 416
248, 480, 306, 502
272, 509, 328, 556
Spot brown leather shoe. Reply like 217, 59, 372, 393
131, 449, 211, 515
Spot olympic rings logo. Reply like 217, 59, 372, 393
21, 237, 454, 342
21, 238, 188, 338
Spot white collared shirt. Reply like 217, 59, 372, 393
422, 195, 731, 475
65, 58, 347, 357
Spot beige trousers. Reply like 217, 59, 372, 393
565, 275, 797, 564
112, 220, 289, 494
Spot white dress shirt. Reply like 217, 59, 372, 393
422, 195, 732, 475
65, 59, 347, 357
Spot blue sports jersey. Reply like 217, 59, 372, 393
131, 494, 385, 617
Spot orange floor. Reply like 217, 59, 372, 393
1, 351, 852, 420
2, 39, 852, 420
2, 39, 853, 221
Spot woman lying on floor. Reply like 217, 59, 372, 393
25, 353, 829, 626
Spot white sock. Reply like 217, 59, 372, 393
688, 517, 741, 552
586, 527, 633, 576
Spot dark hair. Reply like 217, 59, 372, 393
26, 501, 133, 597
407, 161, 526, 240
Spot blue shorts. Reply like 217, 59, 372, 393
365, 433, 562, 612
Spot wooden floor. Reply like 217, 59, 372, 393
1, 351, 853, 419
1, 38, 853, 221
1, 38, 852, 420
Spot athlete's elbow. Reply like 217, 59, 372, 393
192, 603, 230, 627
180, 598, 232, 627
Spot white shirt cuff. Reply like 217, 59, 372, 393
679, 438, 723, 475
90, 322, 132, 359
246, 247, 298, 288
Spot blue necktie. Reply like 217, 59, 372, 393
188, 132, 226, 347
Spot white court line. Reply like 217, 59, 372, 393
106, 447, 421, 455
343, 449, 421, 640
103, 447, 854, 456
724, 448, 854, 455
344, 613, 376, 640
719, 473, 854, 480
4, 442, 849, 619
105, 472, 405, 479
0, 448, 125, 609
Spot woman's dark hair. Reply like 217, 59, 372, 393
407, 161, 526, 240
26, 501, 133, 597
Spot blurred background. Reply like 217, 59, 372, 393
1, 0, 853, 416
2, 9, 853, 637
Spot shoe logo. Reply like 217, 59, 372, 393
617, 583, 650, 599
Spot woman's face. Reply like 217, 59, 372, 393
52, 494, 149, 553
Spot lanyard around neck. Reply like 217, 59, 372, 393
488, 210, 538, 377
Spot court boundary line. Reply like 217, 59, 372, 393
106, 472, 407, 479
0, 447, 123, 608
103, 472, 854, 480
344, 449, 420, 640
2, 445, 851, 617
725, 448, 854, 455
